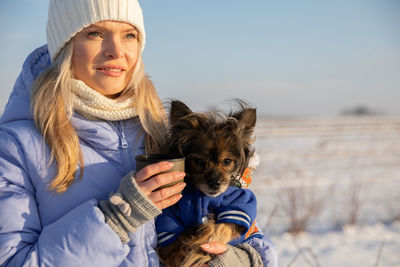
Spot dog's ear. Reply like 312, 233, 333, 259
170, 100, 193, 124
231, 107, 256, 176
231, 108, 257, 141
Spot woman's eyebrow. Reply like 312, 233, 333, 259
83, 25, 138, 33
80, 26, 102, 33
122, 28, 138, 33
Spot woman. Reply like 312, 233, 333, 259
0, 0, 277, 266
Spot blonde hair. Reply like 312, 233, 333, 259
31, 38, 168, 193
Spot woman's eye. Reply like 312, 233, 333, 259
222, 159, 233, 166
125, 33, 137, 39
88, 32, 101, 38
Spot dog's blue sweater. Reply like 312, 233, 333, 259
155, 186, 262, 247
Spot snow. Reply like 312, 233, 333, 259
252, 116, 400, 266
270, 223, 400, 267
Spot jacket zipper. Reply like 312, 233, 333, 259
110, 121, 132, 174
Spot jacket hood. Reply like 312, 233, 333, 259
1, 45, 51, 123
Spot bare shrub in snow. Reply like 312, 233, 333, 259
279, 169, 325, 234
264, 203, 279, 230
384, 193, 400, 222
347, 181, 362, 225
286, 236, 322, 267
373, 239, 386, 267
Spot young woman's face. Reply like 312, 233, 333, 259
72, 21, 140, 98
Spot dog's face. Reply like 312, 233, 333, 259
168, 100, 256, 197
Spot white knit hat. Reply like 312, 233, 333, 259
46, 0, 146, 61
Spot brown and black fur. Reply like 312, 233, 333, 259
157, 100, 257, 267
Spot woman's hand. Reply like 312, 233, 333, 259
198, 241, 228, 267
134, 161, 186, 209
200, 241, 228, 254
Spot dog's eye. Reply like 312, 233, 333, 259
193, 158, 205, 168
222, 158, 233, 166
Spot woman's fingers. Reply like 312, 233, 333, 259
196, 242, 228, 267
134, 161, 174, 182
154, 192, 183, 210
134, 161, 186, 209
156, 171, 185, 191
148, 181, 186, 203
138, 170, 185, 193
200, 241, 228, 255
147, 179, 186, 209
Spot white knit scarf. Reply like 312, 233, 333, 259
71, 79, 137, 121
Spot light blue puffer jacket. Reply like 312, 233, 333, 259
0, 45, 277, 267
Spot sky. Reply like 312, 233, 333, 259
0, 0, 399, 116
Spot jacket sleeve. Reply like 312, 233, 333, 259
217, 188, 278, 266
155, 204, 185, 247
246, 235, 278, 267
216, 187, 258, 233
0, 130, 130, 267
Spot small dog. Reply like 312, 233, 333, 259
156, 100, 261, 267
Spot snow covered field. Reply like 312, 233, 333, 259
252, 116, 400, 266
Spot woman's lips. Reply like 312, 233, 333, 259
96, 66, 125, 77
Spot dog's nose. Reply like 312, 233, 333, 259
208, 180, 222, 190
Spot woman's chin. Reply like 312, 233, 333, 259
91, 84, 126, 98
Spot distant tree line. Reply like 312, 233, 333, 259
341, 105, 384, 116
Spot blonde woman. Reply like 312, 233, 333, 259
0, 0, 277, 266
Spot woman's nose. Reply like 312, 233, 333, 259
104, 38, 124, 59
